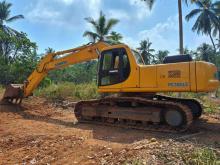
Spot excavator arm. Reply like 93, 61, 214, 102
3, 41, 109, 103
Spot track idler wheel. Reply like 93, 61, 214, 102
164, 109, 184, 127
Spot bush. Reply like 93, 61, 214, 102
35, 82, 99, 102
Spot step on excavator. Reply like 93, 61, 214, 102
2, 41, 219, 132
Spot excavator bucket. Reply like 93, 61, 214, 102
2, 84, 24, 104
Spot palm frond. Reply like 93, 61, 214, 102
194, 0, 204, 8
6, 14, 24, 23
184, 0, 198, 6
212, 25, 218, 37
213, 1, 220, 7
85, 16, 100, 35
98, 11, 106, 37
83, 31, 99, 42
84, 17, 97, 27
142, 0, 155, 10
104, 19, 119, 35
185, 9, 202, 21
213, 8, 220, 16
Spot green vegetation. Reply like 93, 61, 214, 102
47, 61, 98, 85
137, 39, 155, 64
35, 82, 99, 102
106, 31, 123, 44
0, 0, 37, 85
202, 96, 219, 114
182, 147, 219, 165
154, 50, 170, 64
123, 147, 219, 165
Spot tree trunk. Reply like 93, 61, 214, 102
209, 32, 216, 53
177, 0, 184, 98
178, 0, 184, 55
219, 29, 220, 51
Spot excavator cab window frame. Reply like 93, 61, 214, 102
98, 48, 130, 86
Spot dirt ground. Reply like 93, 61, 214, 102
0, 96, 219, 165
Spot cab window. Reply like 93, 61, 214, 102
99, 48, 130, 86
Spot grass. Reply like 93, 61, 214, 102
182, 147, 220, 165
35, 82, 99, 102
123, 147, 219, 165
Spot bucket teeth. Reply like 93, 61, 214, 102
2, 84, 24, 104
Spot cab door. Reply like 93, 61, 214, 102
98, 48, 130, 90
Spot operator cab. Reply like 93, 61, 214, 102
98, 48, 130, 86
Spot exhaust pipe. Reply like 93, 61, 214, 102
2, 84, 24, 104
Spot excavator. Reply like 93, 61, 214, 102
1, 41, 219, 132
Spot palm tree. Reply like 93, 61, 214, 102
137, 39, 155, 64
0, 0, 24, 34
154, 50, 169, 64
177, 47, 192, 54
45, 47, 55, 54
83, 11, 119, 42
107, 31, 123, 44
196, 43, 215, 62
0, 1, 24, 63
142, 0, 197, 54
185, 0, 220, 52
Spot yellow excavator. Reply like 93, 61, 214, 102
2, 41, 219, 132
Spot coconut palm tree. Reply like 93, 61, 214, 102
137, 39, 155, 64
196, 43, 215, 62
141, 0, 197, 54
154, 50, 169, 64
0, 1, 24, 62
107, 31, 123, 44
45, 47, 55, 54
83, 11, 119, 42
0, 0, 24, 34
185, 0, 220, 52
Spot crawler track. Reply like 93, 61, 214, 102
74, 97, 193, 133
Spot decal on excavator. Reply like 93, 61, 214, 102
168, 70, 181, 78
168, 82, 189, 87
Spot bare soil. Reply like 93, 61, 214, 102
0, 96, 219, 165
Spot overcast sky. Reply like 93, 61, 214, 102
8, 0, 211, 54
